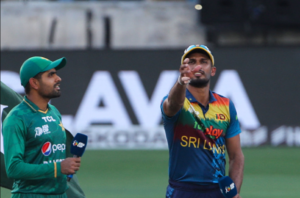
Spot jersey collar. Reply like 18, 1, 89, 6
23, 96, 50, 114
185, 89, 217, 104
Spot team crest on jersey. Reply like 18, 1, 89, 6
216, 114, 226, 120
41, 142, 52, 156
35, 125, 51, 138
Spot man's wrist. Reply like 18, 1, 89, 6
177, 75, 185, 86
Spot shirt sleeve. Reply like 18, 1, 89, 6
3, 116, 62, 180
160, 95, 181, 124
225, 100, 242, 138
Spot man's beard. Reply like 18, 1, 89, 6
39, 89, 61, 99
189, 78, 210, 88
39, 83, 61, 99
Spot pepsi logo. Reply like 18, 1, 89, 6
41, 142, 52, 156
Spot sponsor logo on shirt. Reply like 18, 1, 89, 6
35, 124, 51, 137
41, 142, 66, 156
43, 159, 65, 164
41, 116, 56, 122
193, 122, 224, 139
205, 126, 223, 139
52, 143, 66, 153
41, 142, 52, 156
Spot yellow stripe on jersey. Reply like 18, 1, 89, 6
23, 99, 49, 114
23, 99, 37, 112
38, 109, 49, 114
54, 162, 57, 178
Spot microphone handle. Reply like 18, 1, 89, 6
67, 155, 78, 182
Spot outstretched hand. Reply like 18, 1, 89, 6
179, 58, 192, 85
179, 58, 201, 85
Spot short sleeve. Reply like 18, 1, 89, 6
160, 95, 181, 124
225, 100, 242, 138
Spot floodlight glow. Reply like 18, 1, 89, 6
195, 4, 203, 10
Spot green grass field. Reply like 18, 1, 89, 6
1, 147, 299, 198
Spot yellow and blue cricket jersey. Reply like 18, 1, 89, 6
161, 89, 241, 184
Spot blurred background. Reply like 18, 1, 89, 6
1, 0, 300, 197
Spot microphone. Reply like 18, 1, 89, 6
67, 133, 88, 181
218, 176, 237, 198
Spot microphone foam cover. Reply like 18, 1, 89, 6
218, 176, 237, 198
70, 133, 88, 157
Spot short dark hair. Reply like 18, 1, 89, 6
24, 72, 44, 94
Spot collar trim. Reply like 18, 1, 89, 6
186, 89, 217, 104
23, 99, 37, 112
23, 97, 49, 114
38, 109, 49, 114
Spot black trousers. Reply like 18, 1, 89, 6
166, 180, 224, 198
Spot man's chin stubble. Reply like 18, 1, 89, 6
189, 79, 209, 88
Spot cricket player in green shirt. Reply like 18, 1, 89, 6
2, 56, 81, 198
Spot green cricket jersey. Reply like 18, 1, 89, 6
2, 96, 67, 195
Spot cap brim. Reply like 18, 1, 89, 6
181, 47, 214, 65
42, 57, 67, 72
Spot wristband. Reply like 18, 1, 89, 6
54, 162, 57, 178
178, 75, 184, 86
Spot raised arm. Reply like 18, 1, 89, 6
163, 58, 192, 117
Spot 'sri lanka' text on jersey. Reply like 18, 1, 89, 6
2, 96, 67, 194
161, 90, 241, 184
